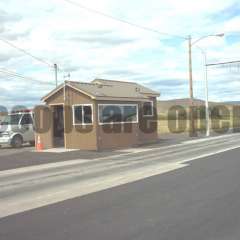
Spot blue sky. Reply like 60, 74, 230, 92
0, 0, 240, 108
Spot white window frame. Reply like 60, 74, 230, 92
98, 104, 139, 125
142, 101, 154, 117
72, 104, 93, 125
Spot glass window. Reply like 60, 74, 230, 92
21, 114, 33, 125
123, 106, 137, 122
100, 105, 122, 123
1, 114, 22, 125
143, 102, 153, 116
83, 106, 92, 124
99, 105, 138, 124
73, 105, 92, 125
74, 106, 83, 124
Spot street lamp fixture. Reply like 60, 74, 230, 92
188, 33, 224, 137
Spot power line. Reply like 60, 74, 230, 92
61, 0, 186, 40
0, 68, 55, 86
0, 71, 52, 86
206, 60, 240, 67
0, 38, 53, 67
0, 38, 58, 69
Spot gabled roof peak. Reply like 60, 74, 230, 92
42, 78, 160, 102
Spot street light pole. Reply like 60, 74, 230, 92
196, 47, 210, 137
188, 33, 224, 137
188, 35, 195, 136
199, 50, 210, 137
203, 53, 210, 137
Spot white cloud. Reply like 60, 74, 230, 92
0, 0, 239, 107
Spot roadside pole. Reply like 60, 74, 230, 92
188, 34, 224, 137
188, 35, 196, 136
203, 52, 210, 137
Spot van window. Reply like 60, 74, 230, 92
21, 114, 33, 125
1, 114, 22, 125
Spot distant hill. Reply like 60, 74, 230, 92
157, 98, 237, 117
224, 101, 240, 105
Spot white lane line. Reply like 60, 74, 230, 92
180, 145, 240, 164
182, 132, 240, 144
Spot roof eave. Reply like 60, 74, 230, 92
41, 83, 96, 102
140, 92, 160, 97
41, 83, 64, 102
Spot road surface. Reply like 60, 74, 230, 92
0, 133, 240, 239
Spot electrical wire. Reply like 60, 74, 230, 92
0, 38, 53, 68
0, 70, 52, 86
0, 38, 63, 70
61, 0, 187, 40
206, 60, 240, 67
0, 68, 55, 86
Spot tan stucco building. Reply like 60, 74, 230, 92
35, 79, 160, 150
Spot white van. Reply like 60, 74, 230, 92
0, 111, 35, 148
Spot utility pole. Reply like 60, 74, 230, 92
54, 63, 58, 87
188, 35, 195, 136
203, 52, 210, 137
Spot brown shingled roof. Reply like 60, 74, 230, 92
42, 79, 160, 102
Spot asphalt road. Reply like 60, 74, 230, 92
0, 132, 217, 171
1, 134, 240, 239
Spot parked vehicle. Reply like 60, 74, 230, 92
0, 111, 35, 148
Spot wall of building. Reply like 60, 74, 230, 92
97, 123, 139, 150
34, 105, 54, 149
46, 89, 64, 105
63, 87, 98, 150
37, 86, 97, 150
138, 97, 159, 144
96, 100, 139, 150
37, 87, 158, 151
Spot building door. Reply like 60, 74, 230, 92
52, 105, 65, 147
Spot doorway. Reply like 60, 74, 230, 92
52, 105, 65, 147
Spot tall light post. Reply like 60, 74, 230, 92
196, 47, 210, 136
188, 33, 224, 136
203, 51, 210, 137
188, 36, 195, 136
